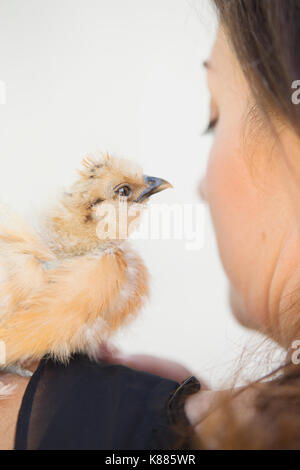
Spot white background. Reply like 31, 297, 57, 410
0, 0, 282, 386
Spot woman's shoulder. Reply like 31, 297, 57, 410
15, 354, 197, 450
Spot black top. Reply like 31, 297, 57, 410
14, 354, 200, 450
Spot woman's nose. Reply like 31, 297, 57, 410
198, 178, 208, 202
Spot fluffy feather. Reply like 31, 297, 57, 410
0, 153, 171, 397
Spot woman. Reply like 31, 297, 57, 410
107, 0, 300, 449
2, 0, 300, 450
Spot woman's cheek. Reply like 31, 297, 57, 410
204, 138, 259, 294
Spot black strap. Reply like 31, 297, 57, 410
14, 359, 45, 450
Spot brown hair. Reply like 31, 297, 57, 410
213, 0, 300, 136
184, 0, 300, 450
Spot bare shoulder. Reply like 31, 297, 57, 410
0, 374, 29, 450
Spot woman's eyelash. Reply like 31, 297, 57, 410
203, 117, 218, 135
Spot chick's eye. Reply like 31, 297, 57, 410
115, 185, 131, 198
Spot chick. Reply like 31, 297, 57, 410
0, 154, 172, 382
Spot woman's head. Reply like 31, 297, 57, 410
201, 1, 300, 347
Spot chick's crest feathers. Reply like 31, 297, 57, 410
78, 153, 144, 183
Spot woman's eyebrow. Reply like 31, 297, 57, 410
203, 60, 214, 72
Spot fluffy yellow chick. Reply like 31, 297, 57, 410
0, 154, 172, 391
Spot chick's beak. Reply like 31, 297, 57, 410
135, 175, 173, 203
